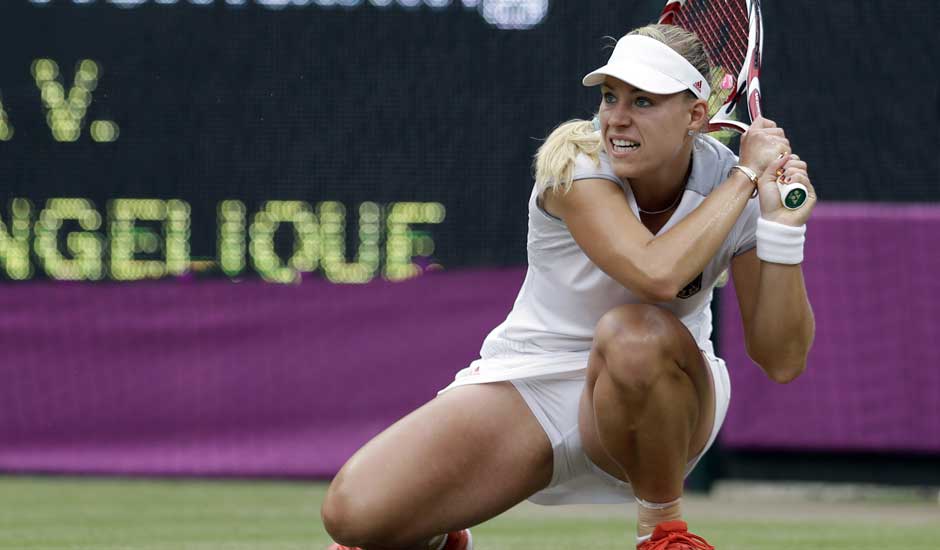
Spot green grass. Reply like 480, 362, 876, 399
1, 476, 938, 549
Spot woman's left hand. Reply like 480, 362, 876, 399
757, 154, 817, 226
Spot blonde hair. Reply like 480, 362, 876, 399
533, 24, 712, 196
533, 119, 603, 196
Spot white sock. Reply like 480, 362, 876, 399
635, 496, 682, 540
635, 496, 682, 510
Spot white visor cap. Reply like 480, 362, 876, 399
582, 34, 711, 100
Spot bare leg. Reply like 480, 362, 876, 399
321, 381, 553, 549
577, 304, 716, 536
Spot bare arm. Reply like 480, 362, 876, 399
731, 250, 814, 382
549, 168, 762, 302
545, 116, 790, 302
730, 154, 818, 383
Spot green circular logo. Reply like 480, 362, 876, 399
785, 188, 807, 210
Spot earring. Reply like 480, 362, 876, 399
687, 130, 694, 136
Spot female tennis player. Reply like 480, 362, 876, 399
322, 23, 815, 550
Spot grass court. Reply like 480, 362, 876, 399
2, 476, 938, 549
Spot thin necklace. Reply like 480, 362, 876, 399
637, 189, 684, 215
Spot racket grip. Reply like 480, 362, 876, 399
778, 181, 808, 210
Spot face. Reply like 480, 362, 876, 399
598, 77, 703, 182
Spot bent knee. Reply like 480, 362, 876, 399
321, 478, 361, 545
321, 475, 392, 546
593, 304, 683, 389
595, 304, 680, 359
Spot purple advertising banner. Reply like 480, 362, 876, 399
1, 204, 938, 479
719, 203, 940, 453
0, 269, 524, 477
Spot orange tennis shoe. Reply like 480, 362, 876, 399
637, 521, 714, 550
326, 529, 472, 550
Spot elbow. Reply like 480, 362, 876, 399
611, 271, 678, 303
607, 250, 683, 303
747, 327, 814, 384
635, 280, 681, 303
750, 352, 807, 384
764, 360, 807, 384
634, 270, 683, 303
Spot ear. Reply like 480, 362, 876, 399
688, 98, 709, 132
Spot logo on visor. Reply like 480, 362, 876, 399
693, 80, 703, 93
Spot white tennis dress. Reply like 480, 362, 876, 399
443, 134, 759, 390
440, 134, 759, 504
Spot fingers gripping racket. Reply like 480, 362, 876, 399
659, 0, 807, 209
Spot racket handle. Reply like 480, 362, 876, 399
778, 181, 808, 210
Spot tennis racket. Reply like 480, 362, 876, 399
659, 0, 807, 209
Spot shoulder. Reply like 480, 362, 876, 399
572, 149, 625, 189
686, 135, 739, 198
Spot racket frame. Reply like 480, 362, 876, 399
659, 0, 807, 209
658, 0, 763, 134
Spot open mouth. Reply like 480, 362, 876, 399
611, 138, 640, 154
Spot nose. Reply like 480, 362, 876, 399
605, 102, 631, 129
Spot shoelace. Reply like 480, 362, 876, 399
640, 530, 715, 550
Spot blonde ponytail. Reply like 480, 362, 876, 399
533, 119, 603, 196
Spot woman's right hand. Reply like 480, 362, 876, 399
738, 117, 791, 175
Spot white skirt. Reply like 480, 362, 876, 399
439, 349, 732, 505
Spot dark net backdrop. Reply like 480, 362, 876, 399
0, 0, 937, 276
1, 1, 938, 477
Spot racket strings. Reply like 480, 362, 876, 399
674, 0, 749, 75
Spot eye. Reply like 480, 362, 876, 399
602, 91, 617, 104
634, 96, 653, 107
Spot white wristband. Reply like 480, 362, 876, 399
756, 217, 806, 264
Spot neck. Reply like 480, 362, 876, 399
631, 142, 695, 213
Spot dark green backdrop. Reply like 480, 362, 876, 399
1, 0, 936, 278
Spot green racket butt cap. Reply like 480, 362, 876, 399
784, 188, 808, 210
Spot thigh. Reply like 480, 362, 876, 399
327, 381, 554, 539
576, 306, 716, 482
